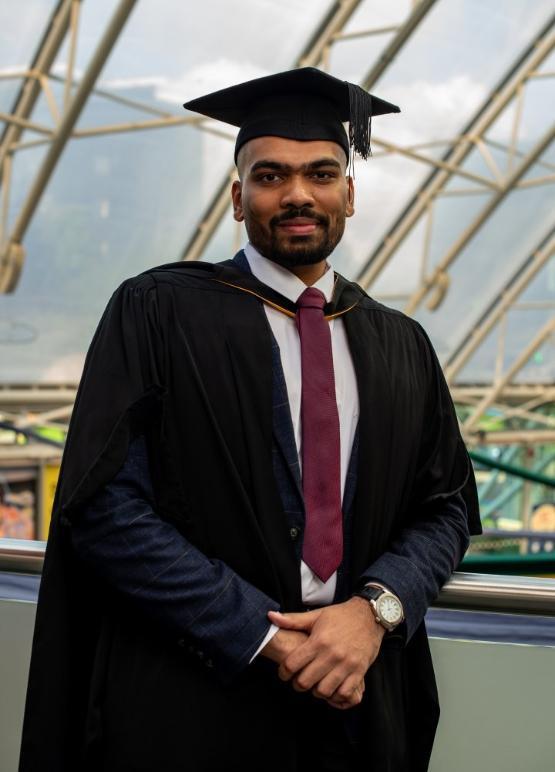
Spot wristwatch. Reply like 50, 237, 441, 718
354, 584, 404, 632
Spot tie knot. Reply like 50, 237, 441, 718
297, 287, 326, 310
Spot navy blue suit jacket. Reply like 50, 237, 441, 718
71, 253, 469, 681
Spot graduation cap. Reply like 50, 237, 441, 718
183, 67, 400, 163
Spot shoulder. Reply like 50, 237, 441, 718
126, 260, 219, 290
111, 261, 225, 308
339, 274, 438, 369
341, 274, 430, 337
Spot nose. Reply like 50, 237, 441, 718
280, 175, 315, 210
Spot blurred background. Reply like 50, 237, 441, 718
0, 0, 554, 575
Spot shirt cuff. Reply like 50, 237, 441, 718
249, 623, 279, 663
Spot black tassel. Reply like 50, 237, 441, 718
347, 82, 372, 160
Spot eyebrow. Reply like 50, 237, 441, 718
249, 157, 342, 174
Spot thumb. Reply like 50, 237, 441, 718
267, 609, 320, 631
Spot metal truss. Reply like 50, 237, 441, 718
0, 385, 76, 426
461, 314, 555, 434
0, 0, 73, 186
0, 0, 138, 292
0, 0, 439, 285
464, 429, 555, 447
1, 0, 553, 455
179, 0, 437, 262
0, 385, 75, 455
356, 13, 555, 305
0, 444, 62, 462
444, 226, 555, 442
444, 227, 555, 385
453, 382, 555, 447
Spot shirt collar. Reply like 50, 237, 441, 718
243, 242, 334, 304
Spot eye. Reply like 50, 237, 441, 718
311, 171, 336, 181
256, 173, 281, 183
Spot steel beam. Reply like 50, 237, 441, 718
463, 316, 555, 433
451, 385, 555, 403
444, 227, 555, 384
488, 403, 555, 429
356, 15, 555, 291
370, 135, 497, 188
296, 0, 366, 68
403, 123, 554, 316
360, 0, 437, 90
0, 0, 73, 180
0, 445, 62, 461
464, 429, 555, 446
0, 0, 138, 293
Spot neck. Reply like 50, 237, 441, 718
286, 260, 328, 286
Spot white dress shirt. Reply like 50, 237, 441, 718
243, 242, 359, 658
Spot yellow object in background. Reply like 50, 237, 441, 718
40, 464, 60, 540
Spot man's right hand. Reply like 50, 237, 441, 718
260, 629, 308, 665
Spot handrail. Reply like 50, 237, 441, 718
0, 538, 45, 574
469, 450, 555, 487
434, 571, 555, 616
1, 539, 555, 616
479, 529, 555, 539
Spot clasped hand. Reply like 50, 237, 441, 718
262, 597, 385, 710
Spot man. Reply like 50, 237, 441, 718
19, 68, 480, 772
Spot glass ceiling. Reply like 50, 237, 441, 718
0, 0, 553, 389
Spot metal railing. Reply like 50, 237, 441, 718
0, 538, 45, 575
1, 538, 554, 616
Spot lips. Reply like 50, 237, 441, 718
277, 217, 320, 236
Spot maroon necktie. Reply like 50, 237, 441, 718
296, 287, 343, 583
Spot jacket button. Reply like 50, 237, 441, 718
206, 658, 214, 669
177, 638, 186, 647
290, 527, 300, 540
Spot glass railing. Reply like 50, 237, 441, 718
1, 537, 554, 772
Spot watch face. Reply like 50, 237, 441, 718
377, 594, 403, 625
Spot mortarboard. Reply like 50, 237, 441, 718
183, 67, 400, 163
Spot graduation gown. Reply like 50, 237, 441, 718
18, 257, 480, 772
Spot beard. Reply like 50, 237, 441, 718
245, 207, 346, 269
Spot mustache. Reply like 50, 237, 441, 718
270, 208, 329, 228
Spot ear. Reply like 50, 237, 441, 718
346, 176, 355, 218
231, 180, 244, 222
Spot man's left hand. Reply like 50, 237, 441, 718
267, 597, 385, 707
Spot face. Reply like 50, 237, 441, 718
232, 136, 354, 269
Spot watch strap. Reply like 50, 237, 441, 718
353, 585, 384, 603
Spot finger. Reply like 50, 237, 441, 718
327, 681, 364, 710
310, 669, 347, 701
326, 691, 359, 710
293, 657, 342, 694
333, 673, 365, 703
267, 610, 320, 631
277, 642, 316, 682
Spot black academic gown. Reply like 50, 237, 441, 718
18, 258, 480, 772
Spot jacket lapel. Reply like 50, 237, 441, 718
270, 334, 304, 501
221, 284, 303, 609
230, 251, 304, 501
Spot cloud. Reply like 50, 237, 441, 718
41, 352, 85, 383
98, 58, 270, 106
378, 74, 488, 147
